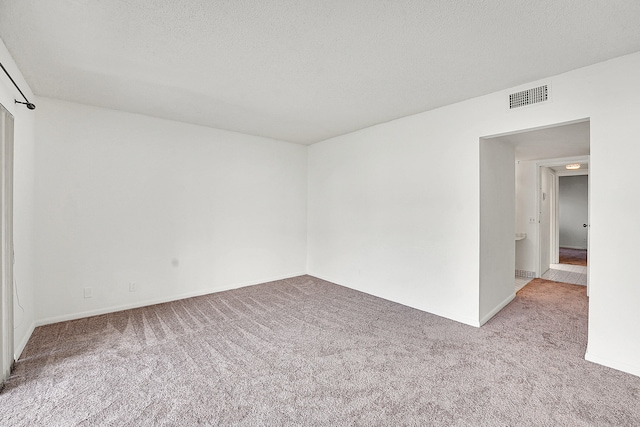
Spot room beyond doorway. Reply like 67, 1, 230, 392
481, 119, 591, 293
538, 160, 590, 288
480, 119, 591, 321
559, 247, 587, 266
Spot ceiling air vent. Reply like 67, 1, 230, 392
509, 85, 548, 109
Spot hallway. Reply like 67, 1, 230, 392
542, 263, 588, 286
516, 263, 587, 291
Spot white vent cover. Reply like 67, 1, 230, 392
509, 85, 548, 109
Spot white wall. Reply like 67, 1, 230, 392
35, 98, 308, 323
479, 139, 515, 324
559, 175, 588, 249
308, 51, 640, 376
515, 160, 537, 274
587, 70, 640, 375
308, 107, 482, 326
0, 40, 36, 359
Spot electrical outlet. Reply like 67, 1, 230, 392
129, 282, 137, 292
84, 287, 92, 298
529, 217, 537, 224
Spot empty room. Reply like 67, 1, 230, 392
1, 1, 640, 425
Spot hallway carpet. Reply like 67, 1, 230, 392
1, 276, 639, 426
559, 247, 588, 266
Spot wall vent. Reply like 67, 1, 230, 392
509, 85, 548, 109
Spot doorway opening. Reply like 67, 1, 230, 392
480, 118, 590, 297
538, 162, 589, 289
557, 172, 589, 268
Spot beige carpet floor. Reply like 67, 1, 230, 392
1, 276, 639, 426
559, 247, 588, 266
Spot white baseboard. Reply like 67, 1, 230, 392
308, 272, 480, 327
14, 321, 36, 360
480, 293, 515, 326
585, 350, 640, 378
36, 272, 307, 327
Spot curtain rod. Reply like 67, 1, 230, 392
0, 61, 35, 110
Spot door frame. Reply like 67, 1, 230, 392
0, 103, 14, 384
536, 165, 556, 276
535, 156, 590, 289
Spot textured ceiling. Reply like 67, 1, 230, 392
1, 1, 639, 144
